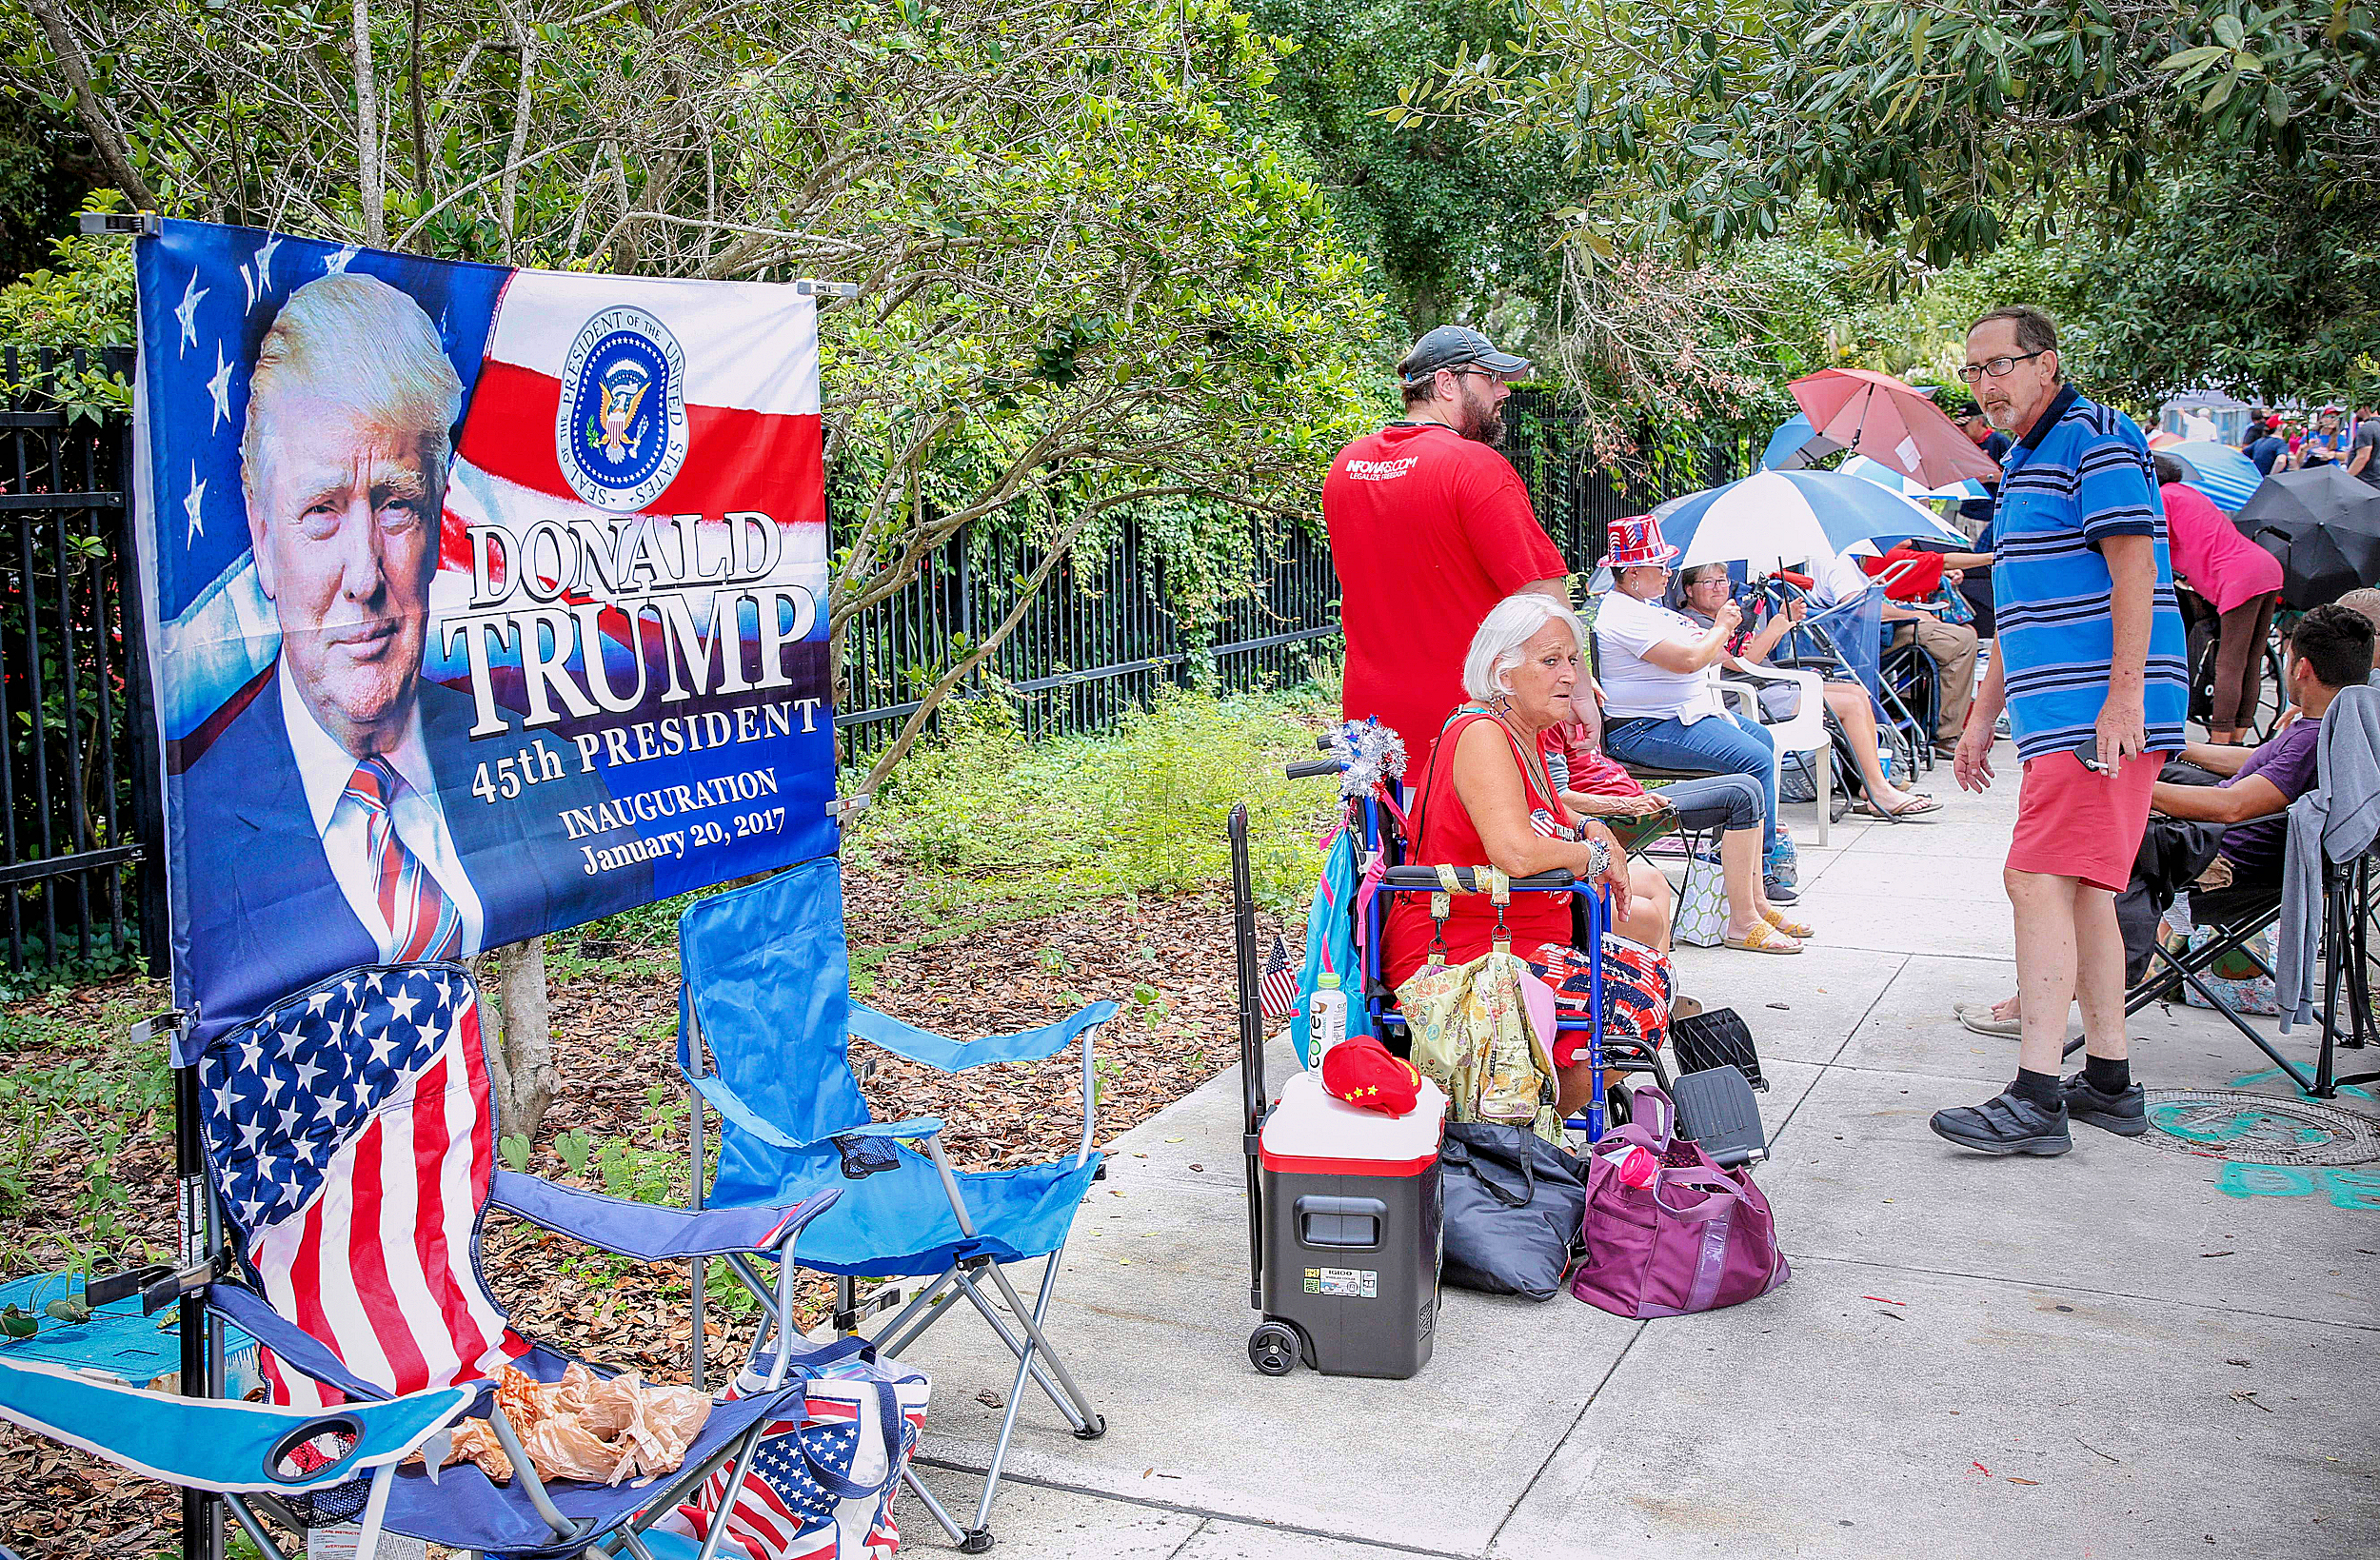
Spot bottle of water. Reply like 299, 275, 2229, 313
1309, 974, 1346, 1071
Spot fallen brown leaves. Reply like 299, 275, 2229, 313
0, 873, 1260, 1557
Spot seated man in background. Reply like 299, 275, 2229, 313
1814, 545, 1979, 759
1957, 603, 2375, 1037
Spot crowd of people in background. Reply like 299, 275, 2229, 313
2241, 404, 2380, 484
1324, 306, 2379, 1166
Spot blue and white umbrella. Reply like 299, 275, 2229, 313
1655, 469, 1967, 573
1758, 413, 1843, 472
1837, 453, 1991, 504
2165, 440, 2262, 512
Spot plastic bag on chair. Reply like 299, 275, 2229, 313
1398, 944, 1563, 1143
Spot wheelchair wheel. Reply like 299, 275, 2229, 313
1249, 1321, 1302, 1376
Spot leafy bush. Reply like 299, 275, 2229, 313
864, 685, 1338, 918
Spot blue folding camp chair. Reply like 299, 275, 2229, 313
22, 962, 846, 1560
676, 859, 1117, 1554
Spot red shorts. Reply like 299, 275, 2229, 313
2007, 750, 2162, 893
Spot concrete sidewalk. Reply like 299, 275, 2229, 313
890, 741, 2380, 1558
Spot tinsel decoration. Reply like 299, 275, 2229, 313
1325, 718, 1407, 799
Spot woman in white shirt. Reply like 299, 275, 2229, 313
1593, 516, 1792, 899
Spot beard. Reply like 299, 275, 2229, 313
1460, 383, 1506, 446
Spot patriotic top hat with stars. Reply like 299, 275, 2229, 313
1605, 513, 1678, 569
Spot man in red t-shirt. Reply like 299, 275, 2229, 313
1325, 326, 1570, 757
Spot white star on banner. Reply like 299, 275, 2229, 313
240, 262, 260, 313
183, 464, 207, 545
175, 273, 208, 355
254, 233, 283, 288
325, 244, 360, 275
291, 1056, 326, 1094
206, 344, 234, 433
387, 990, 421, 1024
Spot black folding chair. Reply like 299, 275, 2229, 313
2075, 860, 2378, 1099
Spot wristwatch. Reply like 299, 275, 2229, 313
1585, 839, 1612, 879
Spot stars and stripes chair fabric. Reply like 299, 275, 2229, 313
677, 859, 1116, 1553
159, 960, 848, 1560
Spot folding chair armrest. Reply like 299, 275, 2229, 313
0, 1354, 476, 1495
488, 1170, 842, 1260
835, 1116, 946, 1140
850, 999, 1119, 1073
206, 1281, 407, 1405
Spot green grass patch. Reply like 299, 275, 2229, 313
858, 685, 1339, 923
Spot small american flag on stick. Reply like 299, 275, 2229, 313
1258, 935, 1301, 1024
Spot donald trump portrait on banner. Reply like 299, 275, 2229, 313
175, 273, 647, 1033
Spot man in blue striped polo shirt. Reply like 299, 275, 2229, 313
1934, 306, 2189, 1156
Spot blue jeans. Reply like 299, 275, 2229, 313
1603, 712, 1779, 859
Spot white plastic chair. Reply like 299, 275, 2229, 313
1720, 667, 1830, 847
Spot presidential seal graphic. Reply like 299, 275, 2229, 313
557, 306, 688, 511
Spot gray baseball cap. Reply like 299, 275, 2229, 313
1397, 325, 1530, 385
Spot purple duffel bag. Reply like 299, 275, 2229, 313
1570, 1083, 1789, 1317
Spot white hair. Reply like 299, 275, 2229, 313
1462, 594, 1586, 703
240, 272, 464, 506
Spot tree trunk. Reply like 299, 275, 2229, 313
24, 0, 158, 210
482, 936, 555, 1142
352, 0, 385, 246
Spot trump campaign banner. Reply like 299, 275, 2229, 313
131, 219, 836, 1043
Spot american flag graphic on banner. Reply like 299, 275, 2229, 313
199, 965, 529, 1408
669, 1379, 928, 1560
1258, 934, 1300, 1023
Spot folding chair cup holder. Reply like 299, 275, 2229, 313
1672, 1007, 1769, 1093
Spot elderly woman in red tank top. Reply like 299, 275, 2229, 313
1385, 593, 1673, 1116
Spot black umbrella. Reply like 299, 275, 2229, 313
2232, 465, 2380, 608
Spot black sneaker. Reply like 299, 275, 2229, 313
2060, 1075, 2147, 1136
1763, 877, 1799, 904
1929, 1089, 2073, 1155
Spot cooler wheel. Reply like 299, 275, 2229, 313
1248, 1321, 1300, 1376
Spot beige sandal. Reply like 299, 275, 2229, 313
1723, 919, 1803, 955
1761, 907, 1814, 938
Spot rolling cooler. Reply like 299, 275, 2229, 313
1252, 1070, 1446, 1378
1233, 801, 1447, 1379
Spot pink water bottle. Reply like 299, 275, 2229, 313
1600, 1142, 1656, 1189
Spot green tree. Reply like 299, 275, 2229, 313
1248, 0, 1575, 335
1401, 0, 2379, 266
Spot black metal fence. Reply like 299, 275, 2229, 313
0, 346, 161, 979
1498, 387, 1759, 567
834, 515, 1339, 756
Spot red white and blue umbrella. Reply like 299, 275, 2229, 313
1655, 469, 1966, 573
1838, 453, 1990, 504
